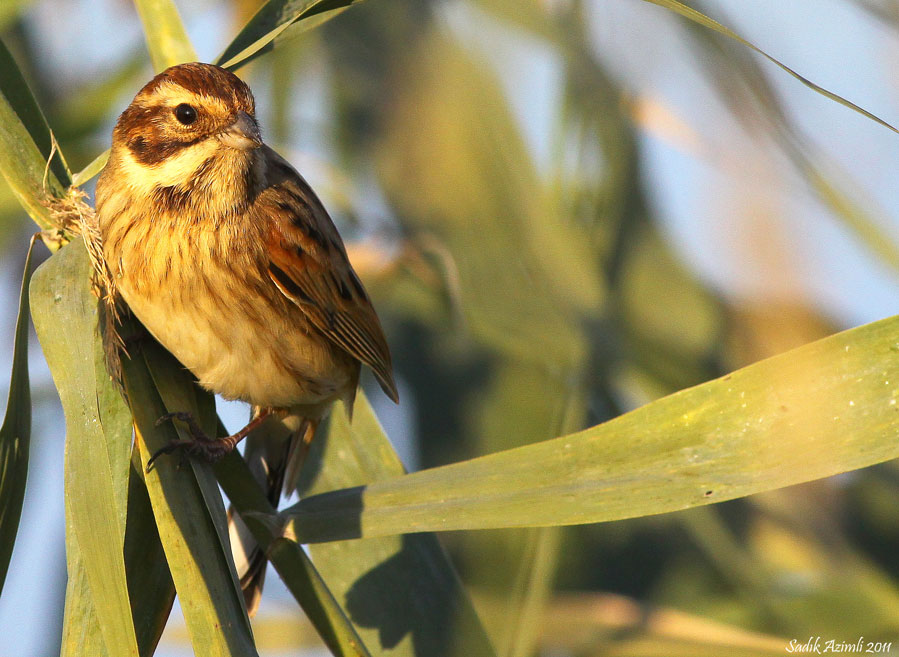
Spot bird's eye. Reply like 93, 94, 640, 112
174, 103, 198, 125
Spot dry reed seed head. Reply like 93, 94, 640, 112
43, 185, 90, 236
46, 190, 106, 283
42, 187, 114, 308
43, 185, 126, 384
58, 188, 120, 319
47, 188, 116, 307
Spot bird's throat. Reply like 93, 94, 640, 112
154, 146, 262, 221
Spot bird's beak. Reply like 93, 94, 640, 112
218, 111, 262, 151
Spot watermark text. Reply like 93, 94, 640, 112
787, 637, 892, 654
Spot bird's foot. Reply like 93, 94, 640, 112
147, 411, 237, 471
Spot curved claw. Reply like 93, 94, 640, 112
147, 411, 214, 472
146, 409, 255, 471
145, 437, 233, 472
146, 439, 190, 472
156, 411, 208, 440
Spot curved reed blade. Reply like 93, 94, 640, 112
132, 0, 197, 72
0, 237, 36, 597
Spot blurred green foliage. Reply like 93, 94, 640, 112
3, 0, 899, 655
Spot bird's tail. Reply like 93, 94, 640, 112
227, 407, 318, 616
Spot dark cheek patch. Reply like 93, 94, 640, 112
129, 135, 148, 159
128, 132, 205, 166
120, 102, 212, 166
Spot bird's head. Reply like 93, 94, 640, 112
109, 62, 263, 201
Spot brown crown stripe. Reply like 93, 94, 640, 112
139, 62, 255, 114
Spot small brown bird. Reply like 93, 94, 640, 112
96, 62, 398, 610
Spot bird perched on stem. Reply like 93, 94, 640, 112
96, 62, 398, 611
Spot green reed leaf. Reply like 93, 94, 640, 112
0, 38, 68, 228
119, 337, 258, 657
643, 0, 899, 134
296, 392, 498, 657
283, 315, 899, 540
72, 150, 110, 188
133, 0, 197, 72
214, 449, 373, 657
0, 237, 36, 597
0, 38, 70, 186
217, 0, 365, 70
30, 239, 138, 657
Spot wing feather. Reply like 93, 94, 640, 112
258, 146, 398, 402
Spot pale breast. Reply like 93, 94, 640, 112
107, 215, 356, 409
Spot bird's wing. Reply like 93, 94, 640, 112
256, 146, 398, 402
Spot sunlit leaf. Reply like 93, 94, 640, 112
214, 450, 374, 657
451, 364, 584, 646
217, 0, 365, 70
284, 314, 899, 540
72, 150, 110, 188
137, 337, 372, 655
133, 0, 197, 72
0, 39, 68, 228
0, 38, 70, 186
297, 392, 498, 657
267, 538, 373, 657
123, 450, 176, 656
498, 528, 560, 657
119, 337, 258, 657
642, 0, 899, 134
141, 342, 246, 602
0, 237, 35, 597
60, 558, 108, 657
30, 239, 138, 656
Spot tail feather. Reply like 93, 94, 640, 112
227, 407, 298, 616
227, 387, 361, 612
229, 509, 268, 616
